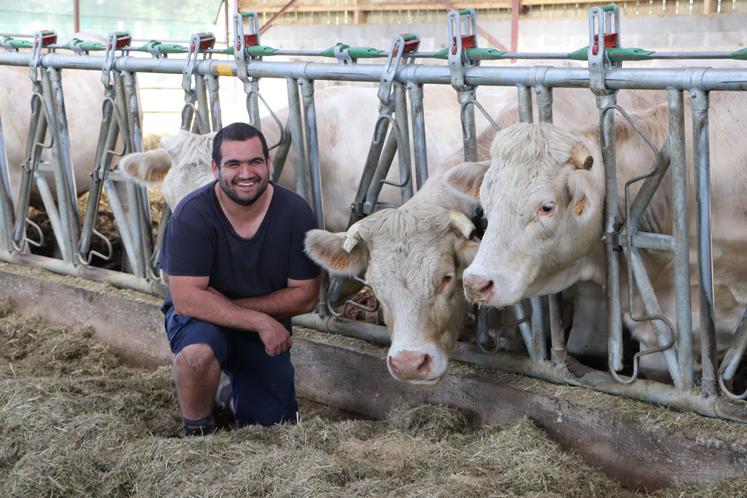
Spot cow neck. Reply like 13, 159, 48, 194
212, 181, 275, 240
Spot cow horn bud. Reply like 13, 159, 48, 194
342, 219, 365, 253
570, 143, 593, 170
448, 210, 476, 239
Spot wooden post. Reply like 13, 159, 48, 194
353, 0, 366, 24
511, 0, 521, 52
73, 0, 80, 33
703, 0, 718, 14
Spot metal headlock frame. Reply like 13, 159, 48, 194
1, 5, 747, 422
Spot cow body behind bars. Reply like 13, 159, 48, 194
462, 92, 747, 382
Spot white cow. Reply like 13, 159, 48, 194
461, 92, 747, 380
0, 35, 107, 207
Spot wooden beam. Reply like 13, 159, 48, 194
435, 0, 510, 51
259, 0, 300, 35
703, 0, 718, 14
510, 0, 520, 52
73, 0, 80, 33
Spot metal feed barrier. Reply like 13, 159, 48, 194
2, 6, 747, 422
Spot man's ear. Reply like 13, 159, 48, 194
211, 159, 220, 180
442, 160, 490, 213
304, 229, 369, 277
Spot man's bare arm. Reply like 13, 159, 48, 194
222, 276, 320, 319
168, 274, 292, 355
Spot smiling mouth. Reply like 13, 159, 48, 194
234, 178, 260, 189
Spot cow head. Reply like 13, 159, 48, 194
460, 122, 605, 307
305, 206, 480, 385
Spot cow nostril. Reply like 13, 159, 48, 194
478, 280, 494, 296
417, 353, 432, 373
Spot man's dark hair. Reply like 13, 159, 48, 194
212, 122, 270, 165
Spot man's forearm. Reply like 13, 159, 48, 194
231, 285, 318, 319
173, 287, 273, 332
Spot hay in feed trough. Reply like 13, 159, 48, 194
1, 300, 746, 497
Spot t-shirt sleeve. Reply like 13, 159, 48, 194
288, 199, 321, 280
160, 206, 214, 277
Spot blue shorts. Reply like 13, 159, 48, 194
163, 300, 298, 427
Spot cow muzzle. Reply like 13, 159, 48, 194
387, 350, 439, 384
463, 272, 495, 303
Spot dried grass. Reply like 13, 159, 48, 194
0, 301, 744, 497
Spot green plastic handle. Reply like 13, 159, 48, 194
457, 8, 473, 14
245, 45, 277, 57
7, 38, 33, 49
135, 41, 187, 54
731, 48, 747, 60
76, 41, 106, 51
347, 47, 386, 58
434, 47, 504, 60
320, 43, 349, 58
241, 12, 256, 17
400, 34, 418, 42
601, 4, 617, 11
567, 46, 653, 61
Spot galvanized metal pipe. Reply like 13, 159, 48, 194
458, 88, 478, 162
691, 88, 718, 397
535, 85, 553, 123
206, 74, 223, 131
628, 247, 684, 389
13, 91, 46, 246
5, 53, 747, 92
393, 83, 413, 202
598, 94, 624, 373
299, 78, 325, 237
668, 89, 694, 391
284, 78, 310, 204
407, 82, 428, 190
516, 85, 533, 123
245, 78, 261, 129
363, 126, 399, 214
194, 75, 211, 134
0, 112, 15, 253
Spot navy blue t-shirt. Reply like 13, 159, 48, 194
161, 181, 320, 331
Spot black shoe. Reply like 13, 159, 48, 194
183, 415, 215, 437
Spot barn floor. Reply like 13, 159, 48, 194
0, 301, 745, 497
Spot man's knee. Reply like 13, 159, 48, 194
175, 343, 220, 375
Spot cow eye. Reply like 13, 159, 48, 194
442, 274, 454, 285
538, 202, 556, 217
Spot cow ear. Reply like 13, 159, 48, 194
442, 160, 490, 212
304, 229, 369, 277
454, 239, 480, 269
566, 169, 598, 221
118, 149, 172, 184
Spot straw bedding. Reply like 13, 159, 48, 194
1, 300, 745, 497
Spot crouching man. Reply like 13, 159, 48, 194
160, 123, 320, 435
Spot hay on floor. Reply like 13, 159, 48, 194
1, 300, 745, 497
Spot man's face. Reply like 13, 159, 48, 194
212, 137, 270, 206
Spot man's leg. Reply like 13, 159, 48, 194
230, 332, 298, 427
173, 344, 221, 420
164, 305, 230, 435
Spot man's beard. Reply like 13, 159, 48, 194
218, 175, 269, 206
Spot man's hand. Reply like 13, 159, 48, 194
256, 316, 293, 356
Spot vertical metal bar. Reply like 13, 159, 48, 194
194, 75, 211, 134
114, 72, 133, 151
393, 83, 413, 202
668, 89, 694, 390
363, 129, 398, 214
41, 68, 78, 263
517, 85, 533, 123
246, 79, 262, 129
598, 93, 624, 373
349, 116, 390, 225
104, 179, 137, 272
391, 83, 413, 202
531, 297, 548, 361
548, 295, 567, 365
0, 112, 15, 253
285, 78, 310, 203
206, 75, 222, 131
458, 88, 478, 162
126, 180, 146, 277
33, 171, 67, 256
690, 88, 717, 396
535, 85, 553, 123
628, 247, 684, 389
79, 95, 118, 259
122, 71, 143, 153
512, 301, 534, 354
299, 79, 323, 228
407, 82, 428, 190
14, 91, 47, 245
